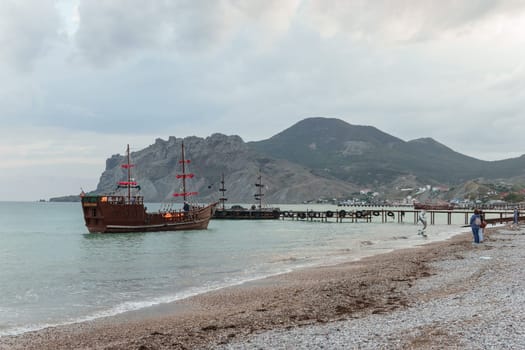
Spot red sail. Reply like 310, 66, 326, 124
176, 174, 194, 179
179, 160, 191, 164
173, 191, 198, 197
119, 181, 137, 186
121, 164, 135, 169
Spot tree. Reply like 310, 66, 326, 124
503, 192, 525, 203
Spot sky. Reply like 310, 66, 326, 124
1, 0, 525, 201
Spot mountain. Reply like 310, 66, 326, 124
89, 117, 525, 203
94, 133, 357, 203
249, 117, 525, 186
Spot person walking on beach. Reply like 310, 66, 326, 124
478, 209, 486, 242
417, 210, 427, 237
513, 207, 520, 226
470, 209, 481, 244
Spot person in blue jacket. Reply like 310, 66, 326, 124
470, 209, 481, 244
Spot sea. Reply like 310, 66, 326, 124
0, 201, 471, 337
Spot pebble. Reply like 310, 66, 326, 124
219, 228, 525, 349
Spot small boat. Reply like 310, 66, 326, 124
81, 143, 217, 233
212, 171, 280, 220
413, 201, 455, 210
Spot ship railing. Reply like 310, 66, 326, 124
100, 195, 144, 205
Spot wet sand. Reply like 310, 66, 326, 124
0, 229, 495, 349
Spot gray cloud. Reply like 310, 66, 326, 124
0, 0, 61, 71
2, 1, 525, 160
3, 0, 525, 200
305, 0, 525, 42
74, 0, 300, 65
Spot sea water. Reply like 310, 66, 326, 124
0, 202, 468, 336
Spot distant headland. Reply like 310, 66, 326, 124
49, 195, 81, 202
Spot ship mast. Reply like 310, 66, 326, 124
181, 142, 187, 202
118, 144, 137, 204
174, 140, 198, 202
254, 169, 264, 209
219, 173, 227, 210
126, 145, 131, 201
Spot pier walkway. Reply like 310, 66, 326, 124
279, 208, 520, 226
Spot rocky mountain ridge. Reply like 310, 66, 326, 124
94, 133, 357, 203
83, 118, 525, 204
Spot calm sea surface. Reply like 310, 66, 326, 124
0, 202, 469, 336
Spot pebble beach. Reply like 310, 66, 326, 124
1, 224, 524, 349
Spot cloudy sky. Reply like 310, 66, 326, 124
1, 0, 525, 200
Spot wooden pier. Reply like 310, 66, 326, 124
279, 208, 520, 226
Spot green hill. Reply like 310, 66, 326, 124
249, 117, 525, 186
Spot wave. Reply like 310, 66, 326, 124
0, 225, 471, 338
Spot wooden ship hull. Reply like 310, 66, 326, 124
213, 208, 280, 220
82, 195, 217, 233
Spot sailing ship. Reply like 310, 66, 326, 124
212, 171, 280, 220
81, 143, 217, 233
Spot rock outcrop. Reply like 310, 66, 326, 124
95, 134, 357, 203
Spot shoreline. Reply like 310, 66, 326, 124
0, 223, 466, 339
1, 225, 519, 349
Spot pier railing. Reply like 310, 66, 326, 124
279, 208, 520, 226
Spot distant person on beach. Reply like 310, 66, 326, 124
514, 207, 519, 225
470, 209, 481, 244
417, 210, 427, 237
479, 209, 486, 242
